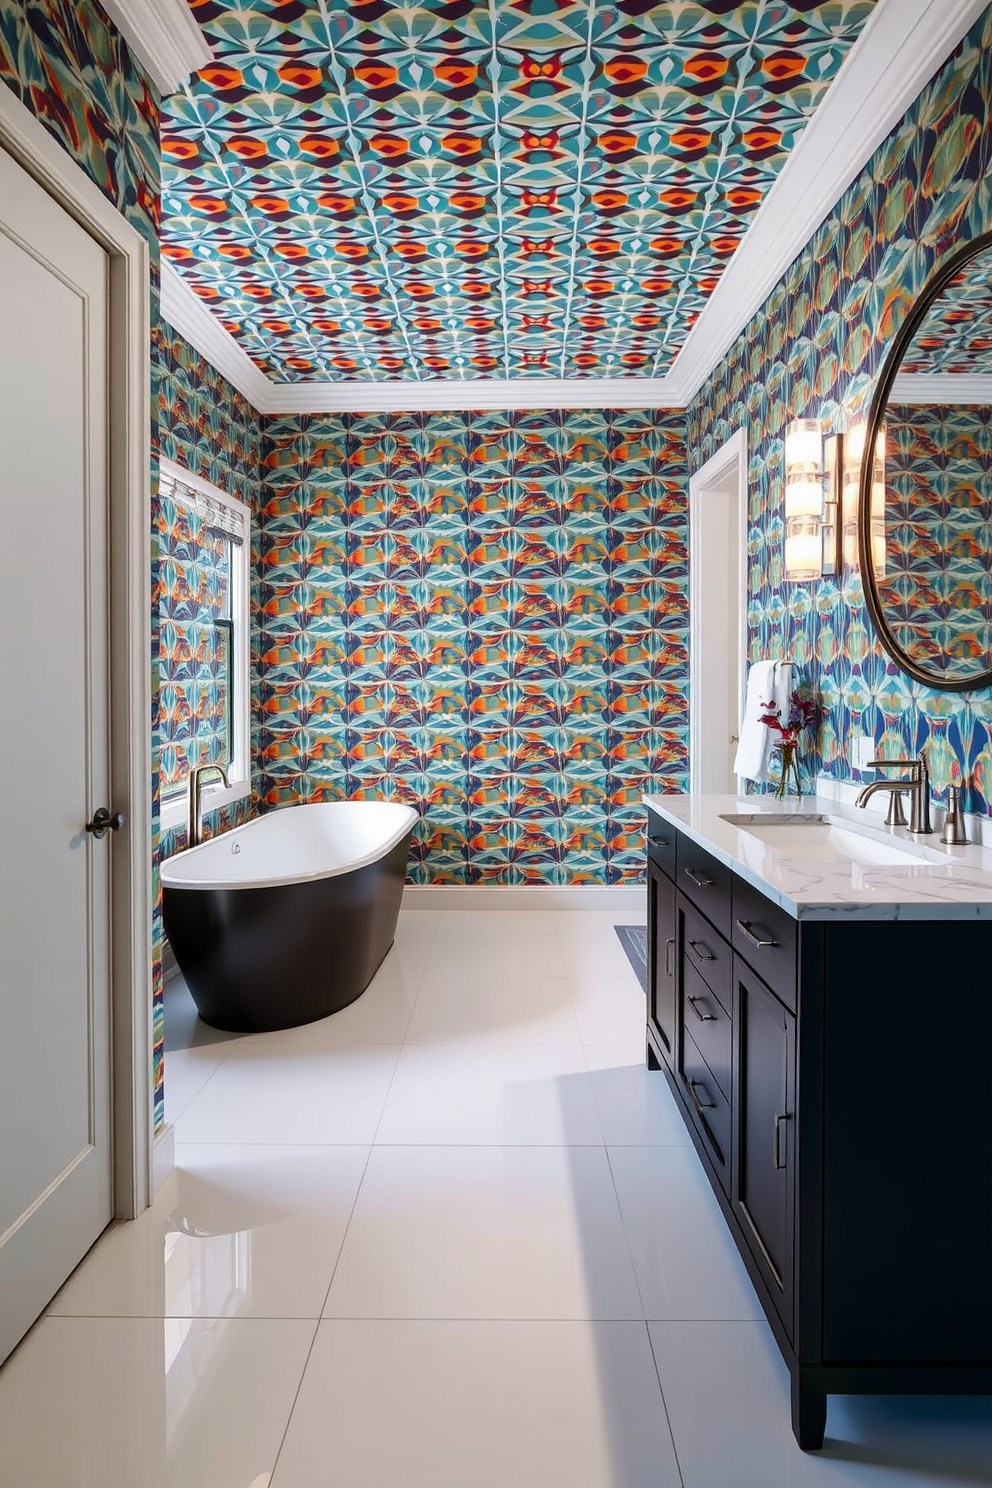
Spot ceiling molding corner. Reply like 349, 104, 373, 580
668, 0, 990, 407
100, 0, 212, 95
160, 259, 272, 411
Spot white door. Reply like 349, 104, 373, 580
689, 433, 746, 794
0, 144, 113, 1365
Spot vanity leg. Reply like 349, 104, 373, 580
646, 1043, 662, 1070
791, 1373, 826, 1451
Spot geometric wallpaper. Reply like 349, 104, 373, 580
688, 5, 992, 815
258, 407, 688, 880
161, 0, 878, 382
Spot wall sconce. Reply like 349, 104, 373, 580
783, 418, 843, 581
842, 420, 886, 576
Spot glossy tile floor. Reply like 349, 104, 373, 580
1, 908, 991, 1486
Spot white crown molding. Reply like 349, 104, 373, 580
260, 374, 684, 415
158, 0, 985, 414
890, 372, 992, 404
160, 259, 272, 409
100, 0, 211, 96
664, 0, 990, 406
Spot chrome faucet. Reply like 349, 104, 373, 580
186, 762, 229, 848
855, 753, 933, 834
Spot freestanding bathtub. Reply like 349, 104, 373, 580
161, 801, 418, 1033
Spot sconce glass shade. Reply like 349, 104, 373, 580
784, 417, 823, 580
843, 420, 886, 576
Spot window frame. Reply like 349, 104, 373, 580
158, 457, 252, 833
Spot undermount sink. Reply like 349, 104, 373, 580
719, 813, 933, 867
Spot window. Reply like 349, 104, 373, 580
157, 458, 251, 828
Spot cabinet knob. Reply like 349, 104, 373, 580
684, 867, 714, 889
687, 994, 716, 1024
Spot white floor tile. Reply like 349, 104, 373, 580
375, 1042, 603, 1145
324, 1145, 642, 1320
560, 934, 641, 979
425, 930, 566, 978
51, 1145, 369, 1320
583, 1046, 692, 1146
229, 974, 420, 1050
650, 1320, 992, 1487
270, 1319, 681, 1488
0, 1315, 315, 1488
406, 971, 581, 1045
570, 973, 648, 1049
609, 1146, 764, 1321
174, 1045, 401, 1145
163, 1042, 240, 1125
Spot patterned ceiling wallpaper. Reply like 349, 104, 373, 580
901, 250, 992, 373
258, 407, 687, 881
688, 7, 992, 813
161, 0, 878, 382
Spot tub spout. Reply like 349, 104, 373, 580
186, 763, 229, 848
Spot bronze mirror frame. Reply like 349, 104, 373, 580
858, 228, 992, 692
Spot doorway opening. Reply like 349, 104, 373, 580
688, 429, 748, 794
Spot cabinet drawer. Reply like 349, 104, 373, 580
732, 878, 798, 1013
680, 895, 732, 1016
683, 959, 731, 1101
676, 836, 733, 939
680, 1028, 732, 1186
645, 810, 676, 878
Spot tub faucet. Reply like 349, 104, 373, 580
186, 762, 229, 848
855, 753, 933, 835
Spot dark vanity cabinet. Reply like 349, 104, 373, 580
645, 806, 992, 1450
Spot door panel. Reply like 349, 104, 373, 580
647, 858, 676, 1066
0, 145, 112, 1364
733, 958, 795, 1335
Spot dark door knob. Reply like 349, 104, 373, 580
85, 807, 125, 840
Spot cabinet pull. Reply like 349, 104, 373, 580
684, 867, 715, 888
664, 937, 675, 977
687, 1077, 716, 1112
687, 994, 716, 1023
774, 1112, 792, 1170
649, 834, 669, 848
736, 918, 778, 950
687, 939, 715, 963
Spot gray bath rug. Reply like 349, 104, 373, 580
614, 924, 648, 994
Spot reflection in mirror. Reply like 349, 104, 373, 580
861, 234, 992, 690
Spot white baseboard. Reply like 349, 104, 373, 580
153, 1123, 175, 1195
402, 884, 645, 911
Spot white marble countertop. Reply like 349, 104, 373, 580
643, 792, 992, 921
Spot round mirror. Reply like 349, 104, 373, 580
859, 230, 992, 691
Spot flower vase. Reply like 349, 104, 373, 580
775, 743, 804, 798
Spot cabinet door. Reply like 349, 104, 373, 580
733, 958, 796, 1333
647, 858, 677, 1067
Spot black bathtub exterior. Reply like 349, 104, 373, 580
163, 832, 411, 1033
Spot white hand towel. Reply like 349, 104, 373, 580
733, 661, 794, 784
733, 660, 777, 782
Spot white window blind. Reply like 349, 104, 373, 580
160, 469, 248, 546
